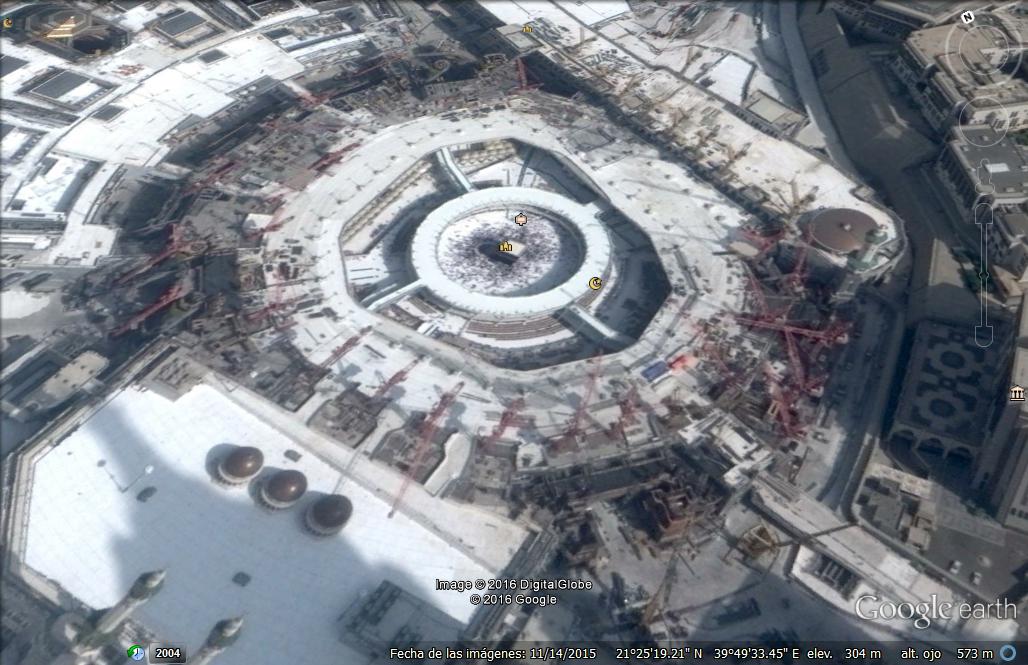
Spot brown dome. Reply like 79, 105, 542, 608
260, 470, 307, 509
218, 446, 264, 483
809, 208, 878, 254
306, 494, 353, 536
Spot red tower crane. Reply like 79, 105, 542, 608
186, 158, 236, 194
514, 56, 540, 92
740, 261, 795, 323
310, 142, 361, 172
481, 397, 526, 449
301, 89, 333, 109
111, 282, 188, 336
618, 385, 640, 424
115, 225, 183, 286
247, 218, 285, 240
700, 338, 735, 380
563, 354, 603, 440
274, 318, 298, 333
346, 51, 403, 80
734, 317, 848, 345
782, 328, 808, 393
244, 281, 284, 321
783, 228, 816, 293
321, 326, 372, 369
736, 252, 851, 436
516, 56, 529, 90
740, 223, 785, 256
244, 286, 304, 324
373, 358, 422, 400
243, 297, 288, 323
388, 381, 465, 518
736, 313, 850, 438
737, 316, 847, 395
244, 210, 292, 241
764, 367, 803, 439
608, 385, 640, 441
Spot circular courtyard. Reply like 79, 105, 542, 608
409, 187, 612, 320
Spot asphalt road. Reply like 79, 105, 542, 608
777, 0, 860, 177
776, 1, 918, 514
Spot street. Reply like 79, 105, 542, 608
777, 1, 860, 176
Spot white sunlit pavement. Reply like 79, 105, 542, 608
21, 382, 523, 665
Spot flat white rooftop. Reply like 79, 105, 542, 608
22, 382, 500, 664
11, 154, 94, 215
56, 34, 305, 165
483, 0, 630, 30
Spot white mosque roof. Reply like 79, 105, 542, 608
482, 0, 631, 28
55, 34, 304, 165
22, 383, 499, 665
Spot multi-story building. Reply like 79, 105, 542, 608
977, 302, 1028, 534
986, 205, 1028, 281
891, 12, 1028, 134
990, 427, 1028, 533
888, 320, 1004, 468
935, 125, 1028, 217
831, 0, 979, 41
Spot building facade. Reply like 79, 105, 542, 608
890, 14, 1028, 134
990, 427, 1028, 533
935, 125, 1028, 217
987, 206, 1028, 281
977, 302, 1028, 534
831, 0, 978, 42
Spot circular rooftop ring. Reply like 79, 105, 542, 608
410, 187, 611, 319
808, 208, 879, 255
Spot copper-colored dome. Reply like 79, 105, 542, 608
260, 470, 307, 508
809, 208, 878, 254
307, 494, 353, 534
218, 446, 264, 483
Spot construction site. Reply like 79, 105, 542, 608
30, 41, 876, 478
